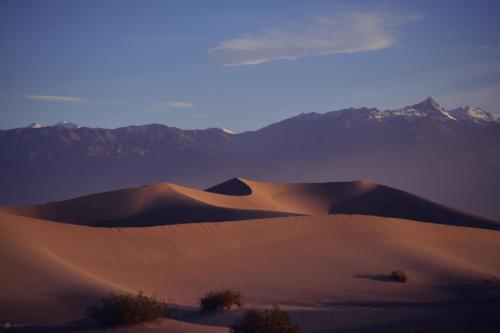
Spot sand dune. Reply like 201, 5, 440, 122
1, 211, 500, 332
1, 178, 499, 332
2, 178, 498, 230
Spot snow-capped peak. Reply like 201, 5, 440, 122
54, 121, 79, 129
325, 97, 499, 124
221, 128, 236, 134
449, 106, 500, 123
27, 122, 44, 128
415, 96, 441, 110
408, 97, 457, 120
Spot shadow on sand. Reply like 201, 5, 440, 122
353, 274, 394, 282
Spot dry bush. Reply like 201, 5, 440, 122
390, 270, 408, 283
230, 305, 301, 333
86, 291, 168, 327
199, 289, 243, 311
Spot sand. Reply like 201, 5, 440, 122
2, 178, 498, 230
1, 178, 499, 332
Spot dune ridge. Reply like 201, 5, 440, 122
1, 178, 500, 332
1, 178, 498, 230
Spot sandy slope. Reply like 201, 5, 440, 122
1, 178, 499, 332
1, 211, 499, 332
1, 178, 498, 230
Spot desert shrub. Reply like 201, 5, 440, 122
390, 270, 408, 283
484, 275, 500, 286
86, 291, 168, 327
199, 289, 243, 311
230, 305, 301, 333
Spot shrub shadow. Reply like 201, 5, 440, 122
354, 274, 394, 282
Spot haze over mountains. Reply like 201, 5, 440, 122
1, 97, 499, 219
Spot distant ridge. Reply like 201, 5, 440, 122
12, 97, 500, 131
1, 97, 500, 221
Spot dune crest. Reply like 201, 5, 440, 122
1, 177, 498, 230
205, 177, 253, 196
1, 178, 500, 331
0, 178, 500, 230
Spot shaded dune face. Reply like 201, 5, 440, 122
1, 178, 500, 331
1, 177, 499, 230
329, 185, 500, 230
205, 177, 253, 196
95, 204, 298, 227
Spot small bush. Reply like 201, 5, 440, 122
484, 275, 500, 286
86, 291, 168, 327
199, 289, 243, 311
390, 270, 408, 283
230, 305, 301, 333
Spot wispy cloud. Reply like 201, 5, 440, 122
441, 81, 500, 114
165, 101, 194, 108
480, 43, 500, 52
421, 60, 500, 87
151, 101, 195, 111
24, 95, 83, 103
429, 60, 500, 114
24, 95, 127, 105
210, 11, 418, 66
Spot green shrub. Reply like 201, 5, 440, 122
199, 289, 243, 311
86, 291, 168, 327
230, 305, 301, 333
390, 270, 408, 283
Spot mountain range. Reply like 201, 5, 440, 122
1, 97, 499, 219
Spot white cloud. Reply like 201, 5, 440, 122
166, 101, 194, 108
150, 101, 195, 111
210, 11, 417, 66
24, 95, 83, 103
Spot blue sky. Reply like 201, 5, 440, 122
1, 0, 499, 131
